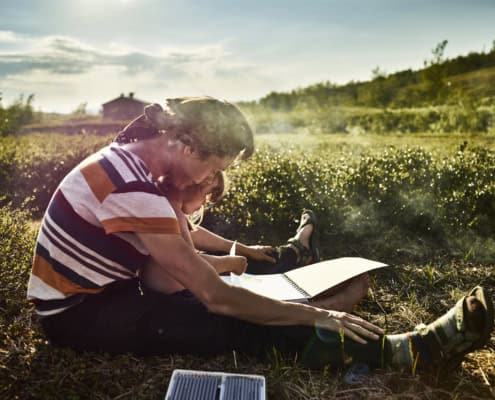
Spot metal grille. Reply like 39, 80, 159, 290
165, 370, 265, 400
223, 376, 263, 400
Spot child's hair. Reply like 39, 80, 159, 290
207, 170, 227, 204
189, 171, 228, 228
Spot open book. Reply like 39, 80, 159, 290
221, 257, 389, 302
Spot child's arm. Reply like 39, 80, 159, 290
190, 225, 232, 252
191, 226, 276, 263
199, 254, 247, 275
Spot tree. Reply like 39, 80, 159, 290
422, 40, 449, 103
72, 102, 88, 116
430, 40, 448, 65
365, 66, 391, 108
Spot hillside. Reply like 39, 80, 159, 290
246, 44, 495, 110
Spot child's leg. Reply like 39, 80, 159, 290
245, 245, 297, 274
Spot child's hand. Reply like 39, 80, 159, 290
242, 245, 276, 263
225, 255, 248, 275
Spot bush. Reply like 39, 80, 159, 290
205, 145, 495, 263
0, 94, 35, 136
0, 133, 111, 217
0, 203, 35, 317
2, 132, 495, 263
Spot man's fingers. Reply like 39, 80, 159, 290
342, 327, 367, 345
321, 312, 383, 344
345, 315, 384, 335
345, 321, 380, 341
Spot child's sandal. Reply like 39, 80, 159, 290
286, 210, 321, 266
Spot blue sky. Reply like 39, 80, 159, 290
0, 0, 494, 113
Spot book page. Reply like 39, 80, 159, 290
221, 273, 307, 302
285, 257, 389, 298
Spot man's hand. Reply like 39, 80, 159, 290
316, 310, 383, 344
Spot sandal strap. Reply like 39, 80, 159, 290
292, 209, 320, 264
287, 238, 310, 266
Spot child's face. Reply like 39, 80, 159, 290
181, 180, 217, 214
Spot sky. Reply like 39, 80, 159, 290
0, 0, 494, 113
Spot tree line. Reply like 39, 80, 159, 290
241, 40, 495, 111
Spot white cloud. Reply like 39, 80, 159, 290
0, 30, 23, 43
0, 33, 278, 112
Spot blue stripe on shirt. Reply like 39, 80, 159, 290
44, 218, 134, 278
34, 293, 86, 312
110, 147, 148, 182
47, 190, 145, 273
99, 154, 126, 187
112, 181, 164, 196
41, 225, 128, 281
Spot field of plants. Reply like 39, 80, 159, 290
1, 131, 494, 399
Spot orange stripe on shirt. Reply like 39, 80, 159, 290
32, 254, 104, 296
80, 160, 116, 203
101, 217, 180, 234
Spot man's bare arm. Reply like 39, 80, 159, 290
137, 232, 383, 344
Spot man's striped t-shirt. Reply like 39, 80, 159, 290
27, 143, 180, 316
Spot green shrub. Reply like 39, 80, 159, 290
0, 203, 36, 317
205, 145, 495, 263
0, 94, 35, 136
2, 132, 495, 263
0, 133, 111, 217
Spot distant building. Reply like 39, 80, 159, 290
101, 92, 149, 121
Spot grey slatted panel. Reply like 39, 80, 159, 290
168, 373, 222, 400
166, 371, 264, 400
223, 376, 263, 400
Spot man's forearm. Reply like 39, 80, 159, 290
199, 254, 231, 274
208, 283, 328, 327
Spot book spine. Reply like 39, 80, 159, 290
282, 275, 311, 299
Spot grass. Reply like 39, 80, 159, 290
256, 132, 495, 155
1, 132, 495, 399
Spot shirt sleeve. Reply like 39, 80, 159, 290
94, 181, 180, 235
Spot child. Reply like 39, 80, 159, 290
140, 172, 246, 294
